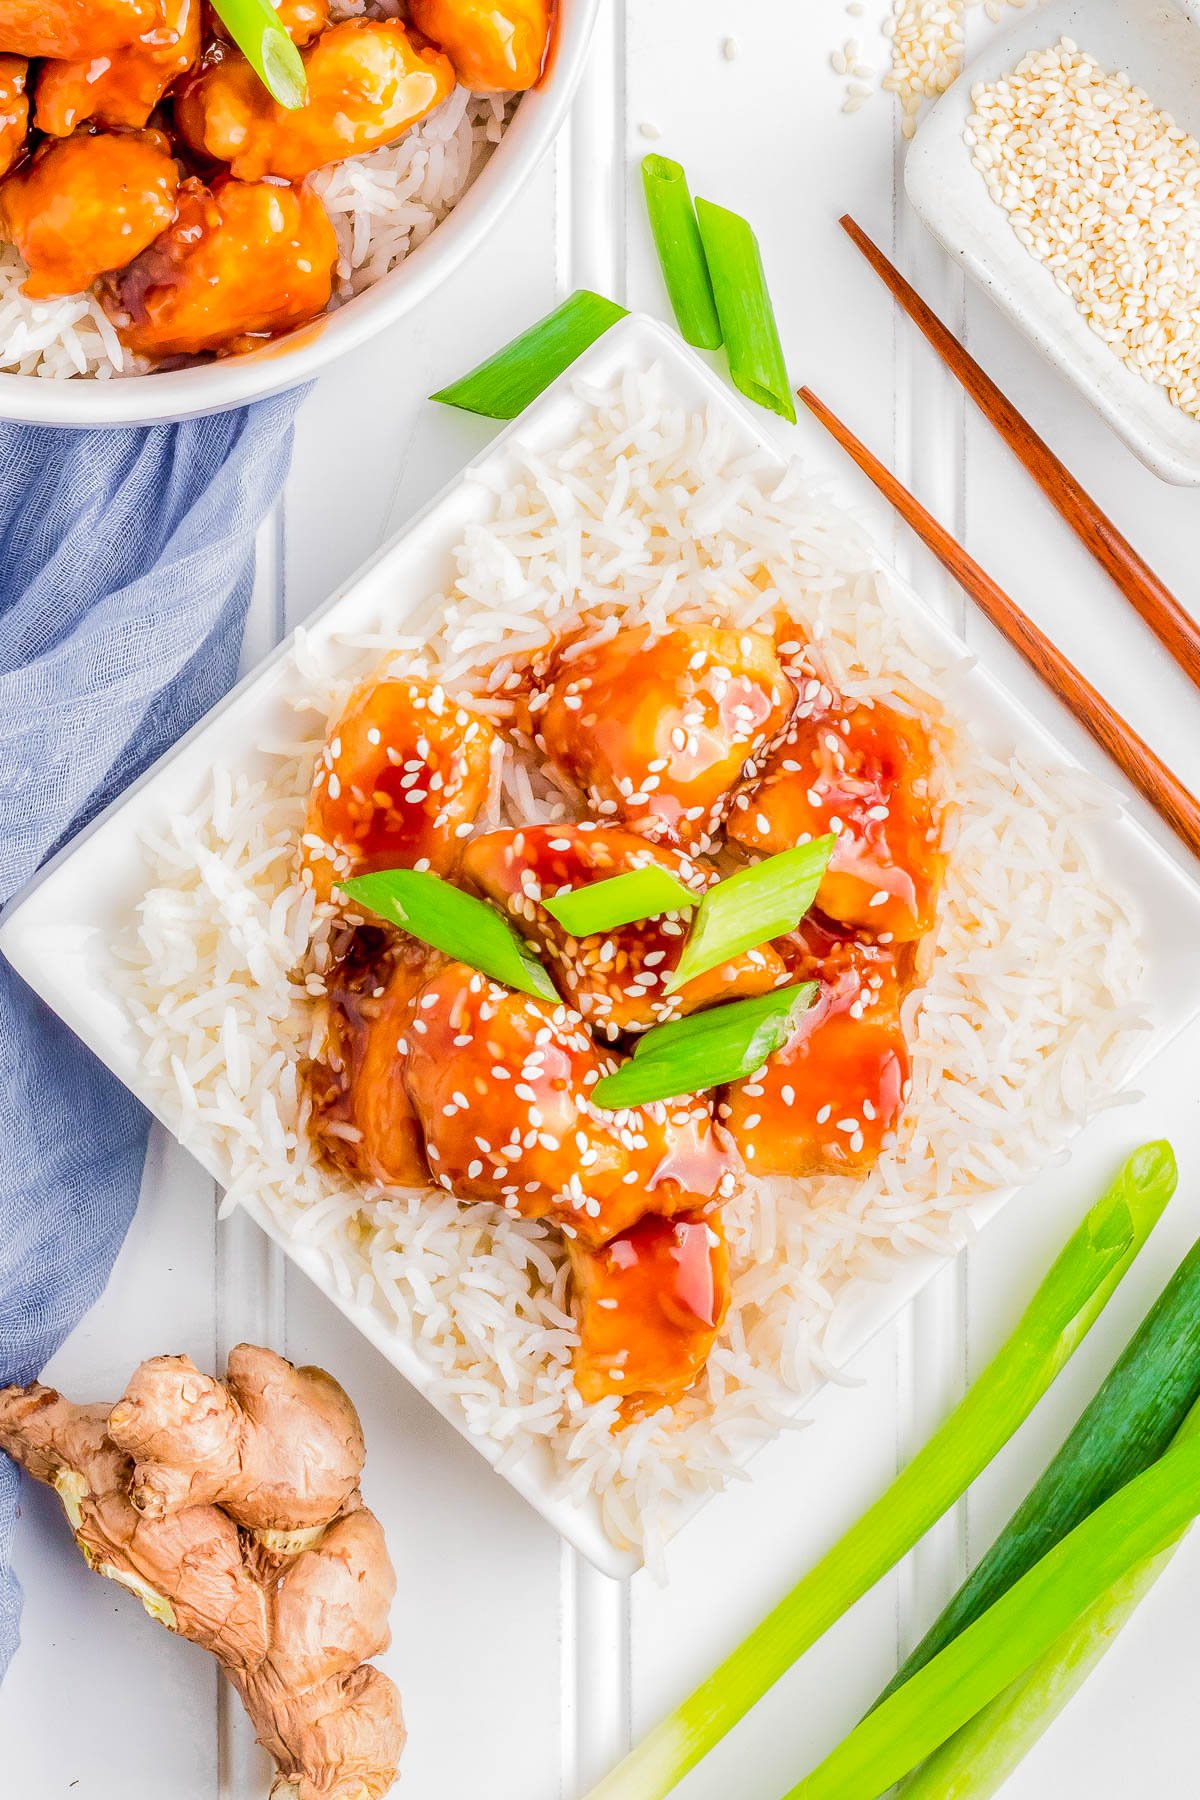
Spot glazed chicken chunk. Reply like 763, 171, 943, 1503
0, 128, 178, 299
102, 175, 336, 360
463, 822, 788, 1038
729, 683, 944, 943
569, 1212, 731, 1415
0, 55, 27, 178
409, 0, 552, 92
722, 919, 913, 1177
402, 963, 738, 1248
532, 625, 795, 853
175, 18, 454, 184
307, 930, 435, 1190
35, 0, 200, 136
0, 0, 157, 62
303, 676, 497, 901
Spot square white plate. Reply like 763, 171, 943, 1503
906, 0, 1200, 485
5, 315, 1200, 1577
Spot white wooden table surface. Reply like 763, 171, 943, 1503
6, 5, 1200, 1795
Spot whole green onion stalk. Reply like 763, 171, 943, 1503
582, 1143, 1175, 1800
786, 1416, 1200, 1798
893, 1390, 1200, 1798
877, 1229, 1200, 1709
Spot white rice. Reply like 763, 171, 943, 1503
115, 365, 1147, 1566
0, 0, 509, 381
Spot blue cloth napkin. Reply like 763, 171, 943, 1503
0, 391, 305, 1674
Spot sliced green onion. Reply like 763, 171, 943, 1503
895, 1400, 1200, 1800
664, 837, 836, 995
785, 1425, 1200, 1800
591, 983, 815, 1110
627, 983, 807, 1061
695, 196, 796, 424
341, 869, 557, 1003
641, 156, 723, 351
542, 867, 699, 937
582, 1143, 1175, 1800
876, 1228, 1200, 1710
210, 0, 307, 108
430, 290, 628, 419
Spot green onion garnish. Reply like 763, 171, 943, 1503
894, 1403, 1200, 1800
695, 196, 796, 424
664, 837, 836, 995
430, 290, 628, 419
877, 1227, 1200, 1712
341, 869, 557, 1003
582, 1143, 1175, 1800
591, 983, 815, 1110
641, 155, 723, 351
786, 1424, 1200, 1800
210, 0, 307, 108
541, 867, 699, 937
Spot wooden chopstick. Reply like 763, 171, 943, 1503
797, 385, 1200, 861
839, 214, 1200, 694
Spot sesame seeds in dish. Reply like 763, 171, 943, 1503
967, 38, 1200, 421
115, 363, 1147, 1564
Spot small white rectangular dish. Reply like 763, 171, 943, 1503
5, 315, 1200, 1579
905, 0, 1200, 485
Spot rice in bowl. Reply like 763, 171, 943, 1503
114, 362, 1147, 1565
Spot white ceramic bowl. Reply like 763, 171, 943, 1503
0, 0, 599, 429
906, 0, 1200, 485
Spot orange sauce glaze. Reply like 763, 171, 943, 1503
401, 962, 738, 1249
531, 624, 795, 854
722, 916, 913, 1178
728, 681, 944, 943
0, 55, 27, 178
0, 0, 157, 63
462, 821, 788, 1039
408, 0, 552, 93
302, 674, 497, 901
35, 0, 200, 135
174, 18, 454, 184
308, 929, 436, 1190
0, 127, 178, 299
102, 174, 337, 359
569, 1211, 731, 1416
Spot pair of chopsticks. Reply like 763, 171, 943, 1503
798, 215, 1200, 861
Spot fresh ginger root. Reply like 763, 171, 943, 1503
0, 1345, 403, 1800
